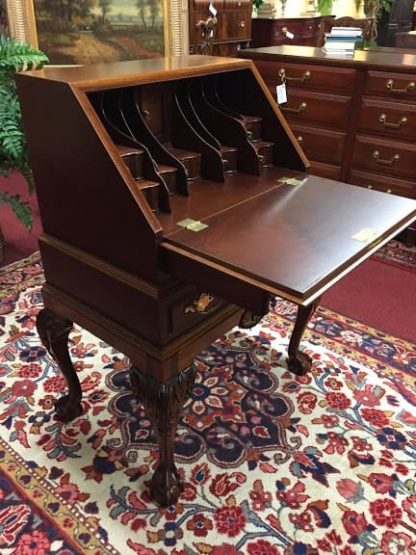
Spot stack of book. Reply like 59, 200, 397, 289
323, 27, 363, 55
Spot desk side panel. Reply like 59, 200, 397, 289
16, 75, 160, 280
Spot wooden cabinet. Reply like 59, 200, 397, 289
351, 67, 416, 198
240, 46, 416, 200
188, 0, 252, 56
251, 16, 333, 48
250, 54, 356, 181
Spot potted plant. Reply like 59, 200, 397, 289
0, 36, 48, 239
362, 0, 392, 17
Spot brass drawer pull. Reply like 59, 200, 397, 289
278, 68, 311, 84
372, 150, 400, 166
281, 102, 307, 114
185, 293, 219, 315
385, 79, 415, 94
378, 113, 408, 129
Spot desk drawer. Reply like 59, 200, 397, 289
365, 70, 416, 101
357, 98, 416, 141
349, 169, 416, 199
351, 134, 416, 180
255, 60, 356, 93
278, 89, 352, 130
290, 124, 346, 165
168, 289, 224, 336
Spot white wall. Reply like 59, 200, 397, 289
263, 0, 362, 18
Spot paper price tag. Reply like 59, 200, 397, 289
276, 83, 287, 105
209, 2, 217, 16
286, 31, 295, 39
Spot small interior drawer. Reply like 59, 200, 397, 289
254, 60, 357, 93
357, 98, 416, 141
365, 70, 416, 101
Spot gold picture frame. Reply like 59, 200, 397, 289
5, 0, 189, 61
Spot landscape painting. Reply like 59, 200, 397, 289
0, 0, 9, 35
33, 0, 165, 64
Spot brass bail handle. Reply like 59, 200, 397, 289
281, 102, 307, 114
378, 113, 407, 129
278, 68, 311, 84
385, 79, 415, 94
372, 150, 400, 166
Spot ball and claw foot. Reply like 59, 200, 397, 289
287, 351, 312, 376
150, 463, 184, 507
54, 395, 83, 423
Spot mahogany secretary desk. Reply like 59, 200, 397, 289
16, 56, 416, 506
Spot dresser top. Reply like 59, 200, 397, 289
239, 45, 416, 72
253, 15, 330, 21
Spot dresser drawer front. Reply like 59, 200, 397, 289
255, 60, 357, 93
290, 124, 346, 165
349, 169, 416, 199
351, 134, 416, 180
309, 161, 342, 180
279, 89, 352, 129
365, 70, 416, 101
221, 12, 251, 40
271, 21, 315, 41
357, 98, 416, 141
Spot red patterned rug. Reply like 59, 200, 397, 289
1, 253, 416, 555
372, 240, 416, 273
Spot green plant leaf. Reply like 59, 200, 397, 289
0, 36, 47, 224
0, 192, 32, 230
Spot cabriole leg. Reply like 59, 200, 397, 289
36, 308, 82, 422
130, 364, 197, 506
287, 298, 320, 375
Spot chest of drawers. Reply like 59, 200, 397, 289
189, 0, 252, 56
240, 46, 416, 202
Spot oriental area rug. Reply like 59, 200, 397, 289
1, 253, 416, 555
372, 239, 416, 274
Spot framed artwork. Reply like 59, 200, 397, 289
5, 0, 189, 61
1, 0, 9, 35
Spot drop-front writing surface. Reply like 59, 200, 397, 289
16, 56, 416, 507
